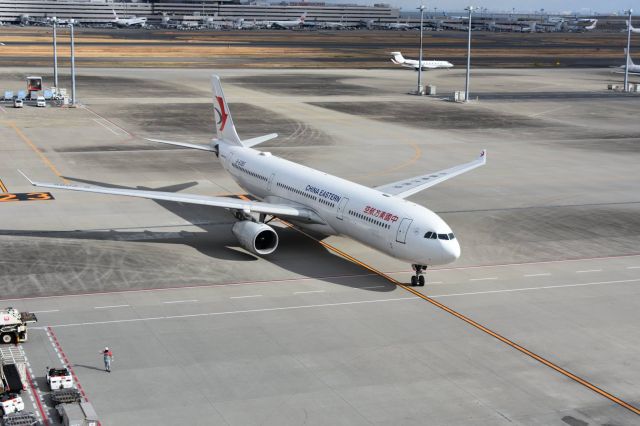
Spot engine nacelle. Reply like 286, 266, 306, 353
231, 220, 279, 256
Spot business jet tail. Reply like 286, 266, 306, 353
390, 51, 405, 65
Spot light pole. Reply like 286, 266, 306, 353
417, 4, 425, 95
624, 9, 633, 92
53, 18, 58, 89
70, 23, 76, 106
464, 6, 474, 102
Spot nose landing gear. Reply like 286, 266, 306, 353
410, 264, 426, 286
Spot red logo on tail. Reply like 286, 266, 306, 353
215, 96, 228, 131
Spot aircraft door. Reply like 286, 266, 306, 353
267, 173, 276, 191
336, 197, 349, 220
395, 218, 413, 244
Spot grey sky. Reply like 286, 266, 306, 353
374, 1, 637, 14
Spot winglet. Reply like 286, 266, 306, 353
17, 169, 36, 186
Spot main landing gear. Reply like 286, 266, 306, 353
410, 264, 426, 286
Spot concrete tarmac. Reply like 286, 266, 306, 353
0, 67, 639, 425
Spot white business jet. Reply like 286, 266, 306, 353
390, 51, 453, 71
20, 76, 486, 286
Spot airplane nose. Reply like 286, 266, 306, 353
441, 240, 461, 263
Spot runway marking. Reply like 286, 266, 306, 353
94, 304, 130, 309
21, 348, 48, 425
469, 277, 498, 281
48, 296, 418, 328
230, 295, 262, 299
0, 178, 7, 193
92, 117, 123, 136
31, 309, 60, 314
430, 281, 444, 284
163, 299, 198, 304
528, 105, 571, 118
8, 121, 69, 184
294, 290, 325, 294
0, 106, 6, 113
361, 285, 387, 289
524, 273, 551, 277
283, 225, 640, 417
47, 327, 91, 403
432, 278, 640, 298
576, 269, 602, 273
626, 266, 640, 269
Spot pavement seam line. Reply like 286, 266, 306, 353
282, 221, 640, 416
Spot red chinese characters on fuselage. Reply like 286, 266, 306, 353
364, 205, 398, 222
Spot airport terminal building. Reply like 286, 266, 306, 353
0, 0, 400, 26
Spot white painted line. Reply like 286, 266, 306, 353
294, 290, 325, 294
469, 277, 498, 281
361, 285, 387, 289
230, 295, 263, 299
92, 118, 121, 135
430, 281, 444, 284
163, 299, 198, 304
94, 304, 129, 309
576, 269, 602, 273
626, 266, 640, 269
524, 273, 551, 277
31, 309, 60, 313
49, 296, 419, 328
0, 106, 6, 113
432, 278, 640, 299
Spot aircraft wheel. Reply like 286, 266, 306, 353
410, 276, 418, 286
418, 275, 425, 286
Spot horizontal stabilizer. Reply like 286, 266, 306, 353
243, 133, 278, 148
144, 138, 216, 151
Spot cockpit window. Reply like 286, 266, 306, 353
424, 232, 433, 239
437, 233, 449, 240
431, 233, 437, 239
448, 233, 455, 240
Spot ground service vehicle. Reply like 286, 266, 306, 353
0, 309, 37, 344
46, 367, 74, 390
0, 393, 24, 416
36, 96, 45, 107
56, 402, 99, 426
12, 99, 22, 108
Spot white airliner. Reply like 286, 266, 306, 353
20, 76, 486, 286
111, 9, 147, 28
390, 51, 453, 71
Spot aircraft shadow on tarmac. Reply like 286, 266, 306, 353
1, 177, 395, 293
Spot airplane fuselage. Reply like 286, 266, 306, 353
219, 143, 460, 266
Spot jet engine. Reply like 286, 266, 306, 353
231, 220, 279, 256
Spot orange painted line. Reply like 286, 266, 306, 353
0, 178, 7, 193
279, 220, 640, 417
8, 122, 69, 184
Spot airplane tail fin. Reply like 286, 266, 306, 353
390, 51, 405, 64
300, 12, 307, 23
112, 9, 118, 20
211, 75, 243, 146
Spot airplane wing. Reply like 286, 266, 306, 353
374, 150, 486, 199
18, 171, 318, 220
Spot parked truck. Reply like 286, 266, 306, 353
46, 367, 74, 391
56, 402, 99, 426
0, 309, 37, 344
